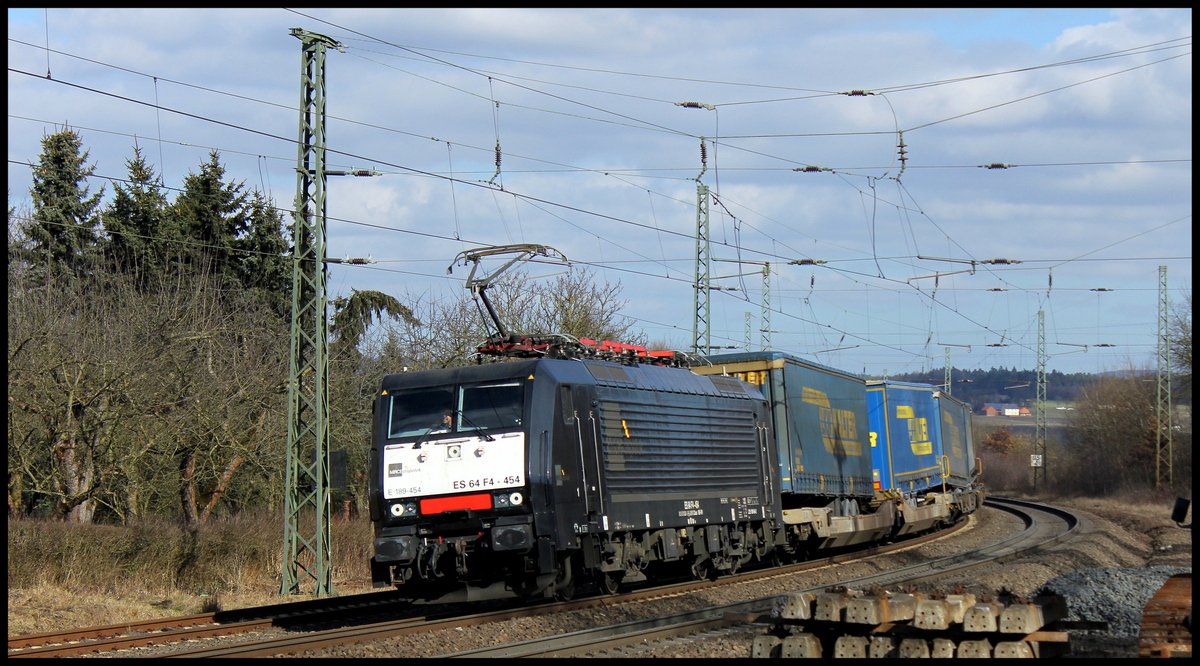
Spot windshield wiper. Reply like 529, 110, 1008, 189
457, 412, 496, 441
411, 416, 453, 449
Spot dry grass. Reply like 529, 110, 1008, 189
1014, 488, 1189, 535
7, 582, 377, 637
7, 513, 376, 638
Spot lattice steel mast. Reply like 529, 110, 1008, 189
1156, 265, 1173, 487
281, 28, 343, 596
1033, 309, 1047, 487
945, 347, 953, 396
760, 262, 771, 351
692, 183, 711, 355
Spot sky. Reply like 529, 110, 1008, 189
7, 8, 1192, 379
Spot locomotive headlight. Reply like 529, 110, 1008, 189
390, 503, 405, 517
495, 493, 509, 506
509, 492, 524, 506
475, 447, 485, 458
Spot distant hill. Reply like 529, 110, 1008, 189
871, 367, 1097, 412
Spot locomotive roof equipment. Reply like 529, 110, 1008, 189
448, 243, 569, 343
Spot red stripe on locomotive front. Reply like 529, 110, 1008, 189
420, 494, 493, 514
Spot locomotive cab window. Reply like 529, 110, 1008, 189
387, 388, 454, 438
460, 380, 524, 431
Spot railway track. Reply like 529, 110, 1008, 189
441, 497, 1079, 657
7, 497, 1069, 658
6, 589, 420, 658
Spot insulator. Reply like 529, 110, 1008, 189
984, 163, 1010, 169
699, 140, 707, 163
494, 143, 501, 168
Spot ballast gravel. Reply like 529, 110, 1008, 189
1042, 565, 1191, 638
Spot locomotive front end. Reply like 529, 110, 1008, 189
369, 363, 546, 599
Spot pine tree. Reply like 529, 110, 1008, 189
234, 190, 292, 315
330, 289, 418, 355
171, 150, 248, 284
24, 127, 105, 275
101, 146, 175, 286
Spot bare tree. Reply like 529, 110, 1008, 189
1061, 369, 1157, 495
8, 267, 168, 521
1170, 289, 1191, 396
157, 277, 288, 528
524, 266, 644, 345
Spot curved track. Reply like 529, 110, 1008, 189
444, 497, 1078, 658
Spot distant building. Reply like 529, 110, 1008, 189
982, 402, 1028, 417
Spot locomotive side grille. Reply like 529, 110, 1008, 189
596, 392, 762, 494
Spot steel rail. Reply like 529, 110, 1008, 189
6, 589, 413, 658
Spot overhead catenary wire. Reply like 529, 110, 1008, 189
9, 19, 1185, 373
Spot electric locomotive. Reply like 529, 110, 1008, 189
368, 354, 780, 601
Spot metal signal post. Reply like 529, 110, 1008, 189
281, 28, 343, 596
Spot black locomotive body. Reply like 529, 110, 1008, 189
368, 357, 780, 601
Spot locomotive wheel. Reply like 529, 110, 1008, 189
596, 570, 621, 595
690, 557, 712, 581
552, 555, 576, 602
554, 578, 575, 601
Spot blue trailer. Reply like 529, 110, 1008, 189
933, 390, 976, 488
866, 380, 943, 495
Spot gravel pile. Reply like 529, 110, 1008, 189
1041, 565, 1192, 637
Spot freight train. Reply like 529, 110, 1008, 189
367, 346, 983, 602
